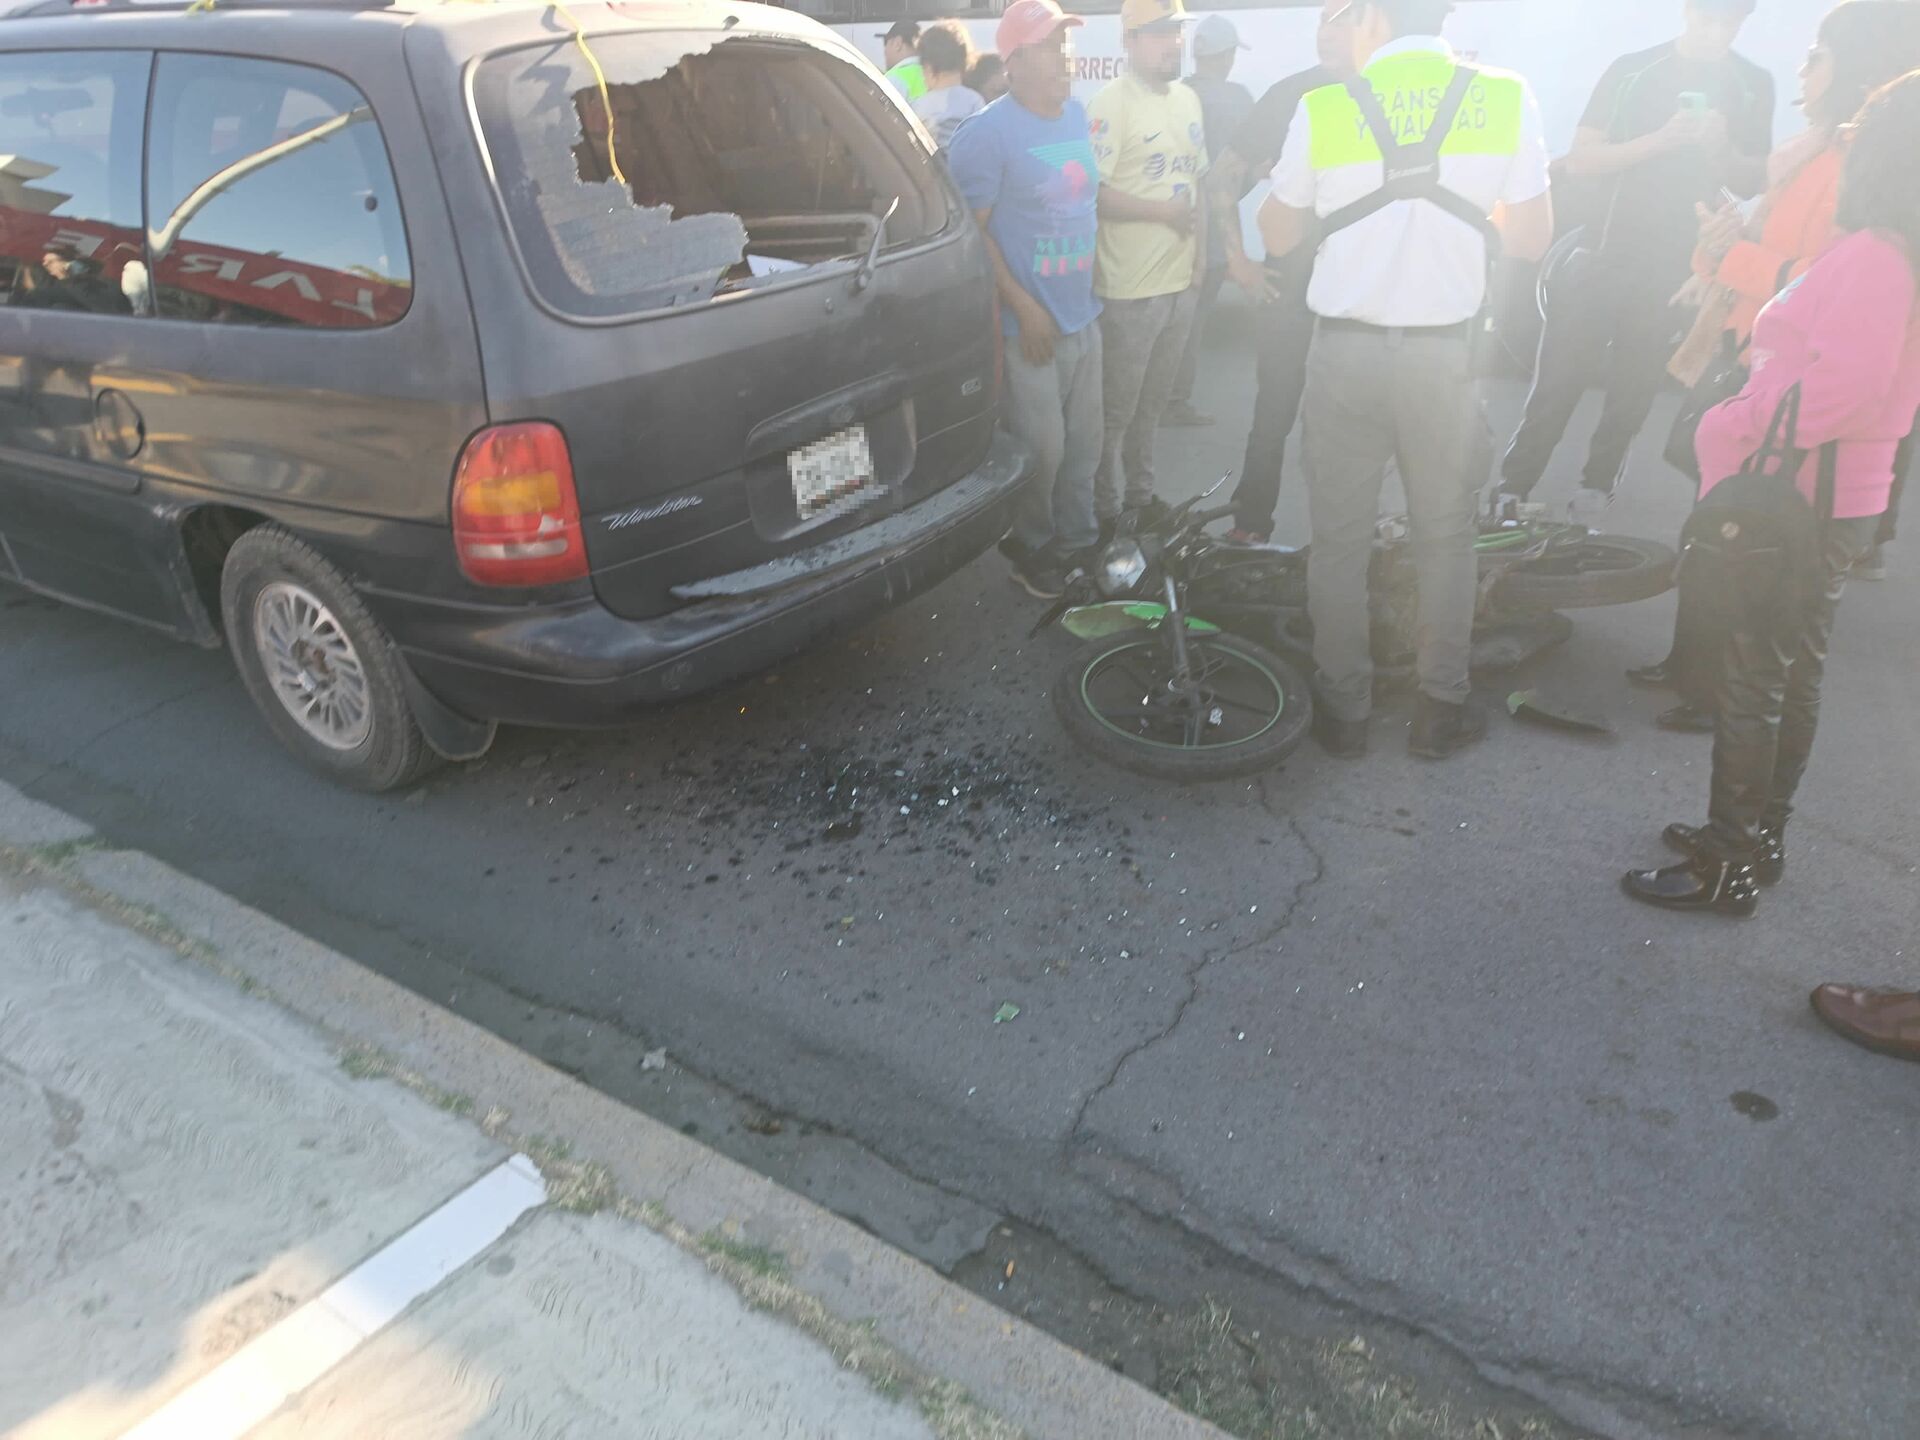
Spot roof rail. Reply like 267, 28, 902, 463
3, 0, 398, 17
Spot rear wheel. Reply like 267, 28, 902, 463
1052, 629, 1311, 782
221, 527, 440, 792
1489, 533, 1677, 610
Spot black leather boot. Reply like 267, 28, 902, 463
1408, 695, 1486, 760
1621, 857, 1760, 917
1313, 708, 1368, 759
1661, 822, 1786, 887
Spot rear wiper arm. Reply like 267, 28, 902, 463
855, 196, 900, 292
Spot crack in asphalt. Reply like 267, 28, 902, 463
1063, 775, 1328, 1152
14, 683, 217, 792
1046, 786, 1766, 1440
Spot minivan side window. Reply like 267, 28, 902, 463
0, 51, 149, 317
145, 55, 411, 329
473, 32, 952, 319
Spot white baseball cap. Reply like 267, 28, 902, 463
1191, 14, 1247, 56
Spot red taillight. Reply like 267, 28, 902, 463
452, 422, 587, 588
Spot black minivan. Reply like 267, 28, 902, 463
0, 0, 1026, 789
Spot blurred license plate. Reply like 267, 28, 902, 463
789, 425, 875, 520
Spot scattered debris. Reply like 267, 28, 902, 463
1507, 690, 1614, 736
640, 1048, 668, 1071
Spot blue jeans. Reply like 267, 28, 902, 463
999, 322, 1103, 556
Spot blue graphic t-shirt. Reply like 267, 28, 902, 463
947, 95, 1100, 338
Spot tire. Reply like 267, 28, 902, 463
1490, 533, 1677, 611
220, 526, 440, 793
1051, 628, 1312, 783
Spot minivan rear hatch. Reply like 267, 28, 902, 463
469, 20, 998, 620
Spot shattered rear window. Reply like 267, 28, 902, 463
472, 30, 950, 319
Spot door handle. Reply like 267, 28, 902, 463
93, 388, 146, 461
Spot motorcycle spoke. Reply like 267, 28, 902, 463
1208, 689, 1278, 718
1109, 658, 1165, 699
1190, 654, 1280, 712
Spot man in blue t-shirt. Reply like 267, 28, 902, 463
948, 0, 1101, 600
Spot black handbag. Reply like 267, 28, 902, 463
1664, 332, 1750, 485
1677, 382, 1836, 634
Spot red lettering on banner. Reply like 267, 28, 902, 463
0, 208, 408, 326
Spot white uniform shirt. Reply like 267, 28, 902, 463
1268, 37, 1551, 327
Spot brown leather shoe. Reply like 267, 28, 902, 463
1810, 985, 1920, 1063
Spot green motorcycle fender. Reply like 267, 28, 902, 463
1059, 602, 1223, 641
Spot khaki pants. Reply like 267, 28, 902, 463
1094, 289, 1198, 520
1301, 324, 1486, 721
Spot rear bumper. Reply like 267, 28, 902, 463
385, 429, 1031, 727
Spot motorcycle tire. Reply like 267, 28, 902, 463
1490, 534, 1677, 610
1051, 629, 1312, 783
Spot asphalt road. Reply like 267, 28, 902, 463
3, 312, 1915, 1440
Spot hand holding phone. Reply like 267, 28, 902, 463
1661, 94, 1727, 153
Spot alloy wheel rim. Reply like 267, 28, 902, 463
253, 581, 372, 751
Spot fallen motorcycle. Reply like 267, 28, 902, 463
1037, 480, 1675, 781
1033, 484, 1315, 783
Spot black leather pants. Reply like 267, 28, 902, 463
1701, 516, 1882, 861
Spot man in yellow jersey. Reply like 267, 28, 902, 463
1087, 0, 1208, 526
1258, 0, 1552, 761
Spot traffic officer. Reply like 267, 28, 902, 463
1257, 0, 1553, 760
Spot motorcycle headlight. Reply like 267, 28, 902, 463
1097, 540, 1148, 597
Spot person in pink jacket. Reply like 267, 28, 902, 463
1623, 70, 1920, 920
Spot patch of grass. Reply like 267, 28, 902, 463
620, 1200, 1020, 1440
635, 1198, 670, 1229
917, 1381, 995, 1433
699, 1231, 790, 1280
520, 1133, 574, 1168
29, 836, 104, 866
1155, 1304, 1569, 1440
548, 1161, 615, 1215
338, 1045, 475, 1118
1, 842, 232, 976
341, 1045, 393, 1081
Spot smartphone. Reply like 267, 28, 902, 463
1678, 91, 1710, 117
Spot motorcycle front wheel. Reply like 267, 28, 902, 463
1051, 629, 1312, 782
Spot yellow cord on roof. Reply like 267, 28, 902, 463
551, 2, 627, 188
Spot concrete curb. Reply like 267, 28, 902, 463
0, 779, 1229, 1440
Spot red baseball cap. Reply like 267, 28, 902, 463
996, 0, 1084, 60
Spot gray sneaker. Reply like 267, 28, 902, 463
1568, 486, 1614, 529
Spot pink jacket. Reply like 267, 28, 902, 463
1696, 228, 1920, 520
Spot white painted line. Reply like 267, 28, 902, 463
118, 1154, 547, 1440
